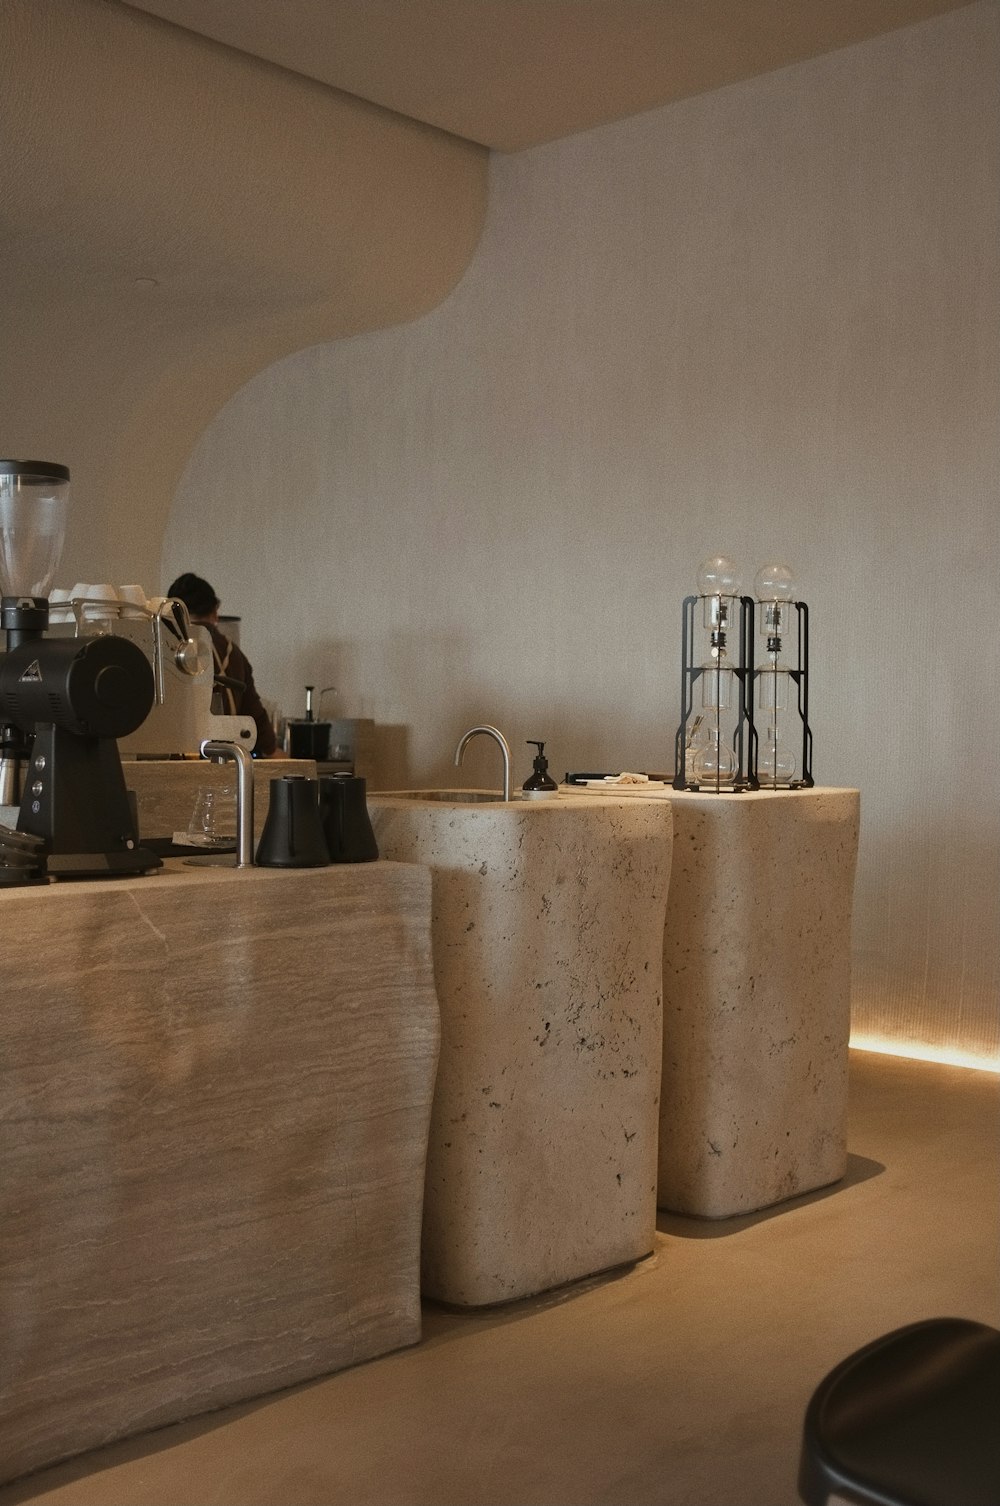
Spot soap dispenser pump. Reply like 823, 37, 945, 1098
522, 740, 559, 799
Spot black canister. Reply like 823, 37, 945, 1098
286, 683, 332, 760
256, 776, 330, 867
319, 774, 379, 863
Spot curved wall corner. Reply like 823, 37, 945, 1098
0, 0, 487, 587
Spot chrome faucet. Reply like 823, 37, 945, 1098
454, 725, 513, 802
201, 738, 255, 867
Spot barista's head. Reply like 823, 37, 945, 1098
167, 572, 219, 623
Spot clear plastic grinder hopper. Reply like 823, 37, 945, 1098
0, 460, 70, 804
0, 459, 69, 627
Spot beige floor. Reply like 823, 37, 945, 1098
3, 1052, 998, 1506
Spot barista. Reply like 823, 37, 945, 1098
166, 573, 281, 758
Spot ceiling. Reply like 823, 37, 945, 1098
124, 0, 972, 152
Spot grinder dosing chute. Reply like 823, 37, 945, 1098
0, 459, 160, 876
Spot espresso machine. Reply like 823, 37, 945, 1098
0, 459, 160, 876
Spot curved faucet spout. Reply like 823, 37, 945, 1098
201, 738, 255, 866
454, 724, 512, 802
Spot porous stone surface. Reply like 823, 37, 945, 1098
658, 787, 860, 1217
0, 860, 439, 1485
370, 793, 673, 1307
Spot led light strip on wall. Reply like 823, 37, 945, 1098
850, 1035, 1000, 1075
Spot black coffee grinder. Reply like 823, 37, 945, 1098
0, 459, 160, 877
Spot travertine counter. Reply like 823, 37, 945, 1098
0, 860, 439, 1485
658, 786, 860, 1217
370, 793, 673, 1307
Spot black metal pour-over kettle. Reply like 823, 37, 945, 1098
319, 773, 378, 863
256, 773, 378, 866
256, 776, 328, 867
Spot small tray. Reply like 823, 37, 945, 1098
146, 836, 237, 858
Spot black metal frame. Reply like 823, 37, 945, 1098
748, 600, 813, 789
674, 595, 814, 792
673, 593, 758, 792
790, 600, 814, 787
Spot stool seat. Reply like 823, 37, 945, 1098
799, 1317, 1000, 1506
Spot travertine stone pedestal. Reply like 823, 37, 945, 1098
371, 794, 672, 1307
658, 787, 860, 1217
0, 861, 439, 1486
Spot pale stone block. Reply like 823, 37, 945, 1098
370, 794, 673, 1307
0, 860, 439, 1485
658, 787, 860, 1217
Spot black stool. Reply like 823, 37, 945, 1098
799, 1317, 1000, 1506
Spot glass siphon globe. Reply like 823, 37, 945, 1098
696, 555, 742, 598
758, 725, 796, 784
691, 729, 738, 783
753, 562, 796, 602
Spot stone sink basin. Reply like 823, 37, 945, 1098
368, 787, 673, 1307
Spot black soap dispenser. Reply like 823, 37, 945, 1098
522, 740, 559, 799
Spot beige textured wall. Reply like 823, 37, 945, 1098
0, 0, 486, 586
167, 3, 997, 1061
